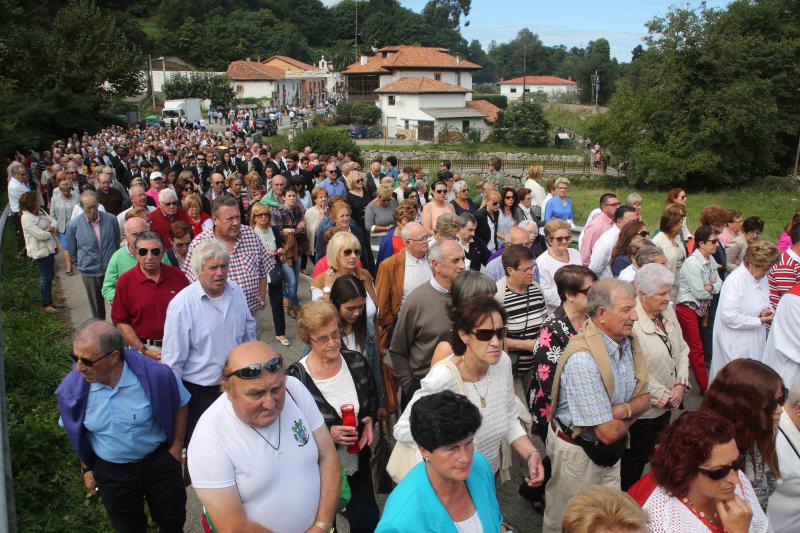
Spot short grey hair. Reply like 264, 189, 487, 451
635, 263, 674, 296
73, 319, 124, 356
428, 239, 446, 263
401, 220, 424, 240
636, 245, 666, 267
626, 192, 643, 206
158, 187, 178, 203
518, 220, 537, 231
587, 279, 636, 317
211, 195, 239, 217
452, 180, 469, 194
787, 382, 800, 408
79, 190, 98, 207
457, 212, 476, 229
190, 240, 230, 275
134, 230, 164, 249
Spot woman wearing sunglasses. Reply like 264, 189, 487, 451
536, 219, 582, 313
631, 410, 767, 533
421, 179, 456, 234
288, 301, 380, 532
701, 358, 786, 512
610, 221, 648, 278
394, 296, 545, 487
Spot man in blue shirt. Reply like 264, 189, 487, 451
56, 320, 190, 532
319, 162, 347, 198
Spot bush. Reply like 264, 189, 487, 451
473, 94, 507, 109
493, 100, 550, 147
290, 127, 360, 157
334, 101, 381, 126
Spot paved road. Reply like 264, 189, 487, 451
54, 253, 701, 532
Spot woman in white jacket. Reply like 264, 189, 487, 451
19, 191, 58, 311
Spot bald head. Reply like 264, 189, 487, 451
73, 319, 120, 348
507, 226, 531, 246
223, 341, 280, 383
124, 217, 149, 250
222, 341, 286, 427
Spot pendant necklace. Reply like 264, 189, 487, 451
250, 414, 282, 458
462, 359, 490, 408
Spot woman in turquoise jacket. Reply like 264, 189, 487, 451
377, 390, 505, 533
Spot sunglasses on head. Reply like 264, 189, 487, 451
472, 327, 507, 342
698, 455, 746, 480
137, 247, 162, 257
70, 348, 117, 367
638, 230, 650, 237
342, 248, 361, 256
224, 356, 283, 379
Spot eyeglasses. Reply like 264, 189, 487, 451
342, 248, 361, 256
698, 455, 746, 481
224, 356, 283, 379
776, 386, 789, 407
408, 194, 418, 199
705, 239, 719, 245
489, 201, 499, 206
253, 213, 269, 218
310, 329, 341, 345
505, 195, 515, 200
212, 181, 224, 185
637, 230, 650, 237
435, 189, 446, 194
173, 241, 190, 248
554, 236, 571, 243
605, 202, 621, 208
161, 201, 177, 206
137, 247, 162, 256
70, 348, 117, 367
472, 327, 507, 342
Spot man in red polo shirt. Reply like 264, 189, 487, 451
149, 188, 192, 250
112, 230, 188, 360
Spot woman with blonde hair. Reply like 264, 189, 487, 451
345, 170, 369, 232
474, 189, 501, 252
524, 164, 546, 216
562, 486, 649, 533
543, 177, 573, 223
250, 202, 289, 345
244, 170, 264, 204
182, 194, 212, 237
304, 186, 329, 263
365, 185, 397, 234
535, 219, 582, 312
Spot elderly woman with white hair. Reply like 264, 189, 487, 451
450, 180, 477, 215
621, 263, 690, 491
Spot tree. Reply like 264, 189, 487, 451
422, 0, 471, 29
162, 73, 235, 108
493, 100, 550, 147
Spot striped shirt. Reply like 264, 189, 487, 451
768, 248, 800, 310
504, 283, 548, 376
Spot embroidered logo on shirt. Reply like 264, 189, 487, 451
292, 419, 309, 446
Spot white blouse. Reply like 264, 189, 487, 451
536, 247, 582, 313
709, 264, 769, 381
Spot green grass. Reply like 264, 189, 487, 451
1, 226, 111, 531
543, 105, 602, 138
358, 143, 583, 156
563, 176, 800, 241
263, 133, 290, 149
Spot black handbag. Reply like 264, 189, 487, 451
268, 260, 284, 286
575, 435, 627, 467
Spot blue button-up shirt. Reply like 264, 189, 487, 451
320, 178, 347, 198
554, 332, 638, 442
83, 362, 190, 463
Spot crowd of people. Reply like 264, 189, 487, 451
7, 121, 800, 533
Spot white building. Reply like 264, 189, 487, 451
499, 75, 577, 100
225, 60, 300, 107
344, 46, 499, 141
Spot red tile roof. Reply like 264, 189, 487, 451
344, 45, 481, 74
500, 75, 576, 85
263, 55, 318, 71
226, 61, 285, 81
374, 77, 470, 94
466, 100, 502, 123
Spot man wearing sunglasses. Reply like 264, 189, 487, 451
579, 193, 620, 266
482, 225, 534, 282
149, 188, 193, 251
112, 231, 188, 361
543, 279, 651, 533
589, 205, 638, 280
188, 341, 340, 533
55, 320, 190, 532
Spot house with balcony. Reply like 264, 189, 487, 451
344, 46, 498, 141
499, 75, 577, 100
261, 55, 327, 106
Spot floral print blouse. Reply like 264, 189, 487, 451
527, 306, 577, 438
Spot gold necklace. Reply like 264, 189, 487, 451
461, 358, 490, 408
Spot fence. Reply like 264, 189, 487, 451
391, 158, 593, 178
0, 204, 17, 533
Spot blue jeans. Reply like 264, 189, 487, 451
35, 254, 55, 306
282, 261, 300, 307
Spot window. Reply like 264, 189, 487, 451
404, 120, 410, 130
456, 72, 461, 86
462, 120, 470, 133
236, 85, 244, 95
434, 73, 442, 81
510, 88, 517, 93
524, 88, 531, 93
388, 95, 396, 106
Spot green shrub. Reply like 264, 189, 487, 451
290, 127, 360, 156
473, 94, 507, 109
334, 101, 381, 125
493, 100, 550, 147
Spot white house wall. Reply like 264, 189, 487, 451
379, 70, 473, 94
234, 80, 276, 99
500, 83, 577, 100
418, 93, 466, 109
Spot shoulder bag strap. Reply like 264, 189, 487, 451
778, 426, 800, 461
439, 358, 467, 396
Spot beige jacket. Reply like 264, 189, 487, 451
21, 211, 57, 260
631, 299, 690, 419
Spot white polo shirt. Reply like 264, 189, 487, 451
403, 252, 432, 301
188, 376, 325, 532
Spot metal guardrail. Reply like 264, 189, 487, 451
0, 203, 18, 533
391, 158, 594, 176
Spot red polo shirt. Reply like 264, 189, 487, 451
149, 207, 193, 249
111, 264, 189, 341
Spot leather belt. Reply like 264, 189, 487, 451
143, 339, 162, 348
550, 420, 576, 445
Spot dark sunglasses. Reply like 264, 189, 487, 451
490, 201, 499, 206
775, 386, 789, 407
70, 348, 117, 367
343, 248, 361, 256
435, 189, 446, 194
137, 247, 162, 257
705, 239, 719, 245
161, 201, 177, 206
473, 327, 507, 342
638, 230, 650, 237
224, 356, 283, 379
554, 236, 571, 243
698, 455, 746, 480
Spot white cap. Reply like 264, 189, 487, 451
150, 171, 164, 180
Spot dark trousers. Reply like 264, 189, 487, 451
92, 443, 186, 533
341, 447, 380, 533
267, 280, 286, 336
35, 253, 55, 306
182, 381, 222, 484
81, 274, 105, 319
399, 377, 421, 412
9, 212, 25, 252
620, 412, 672, 491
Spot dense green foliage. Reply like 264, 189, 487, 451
1, 227, 111, 531
290, 127, 360, 156
162, 73, 236, 108
594, 0, 800, 187
472, 94, 507, 109
0, 0, 145, 156
333, 102, 382, 126
493, 100, 551, 147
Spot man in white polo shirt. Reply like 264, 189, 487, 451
188, 341, 340, 533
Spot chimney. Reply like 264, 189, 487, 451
360, 56, 368, 65
245, 57, 251, 62
456, 54, 461, 64
257, 55, 261, 63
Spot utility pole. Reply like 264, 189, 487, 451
522, 42, 527, 104
794, 132, 800, 179
590, 70, 600, 111
148, 54, 155, 109
354, 0, 359, 59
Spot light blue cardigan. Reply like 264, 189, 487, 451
376, 451, 503, 533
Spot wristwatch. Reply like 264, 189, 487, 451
322, 286, 331, 294
314, 521, 334, 533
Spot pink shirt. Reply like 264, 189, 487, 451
145, 189, 160, 207
579, 212, 614, 266
91, 218, 101, 247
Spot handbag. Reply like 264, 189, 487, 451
386, 357, 467, 483
338, 465, 351, 511
268, 261, 284, 286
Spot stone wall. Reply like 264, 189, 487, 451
360, 149, 583, 163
